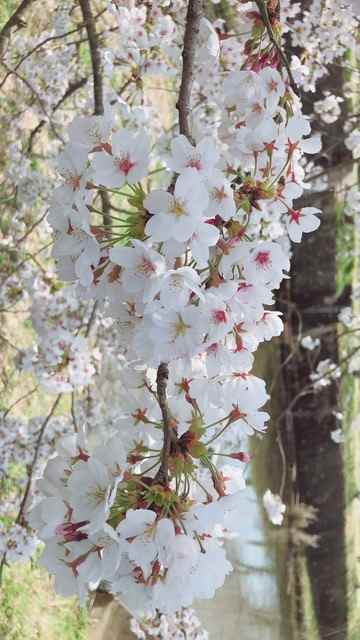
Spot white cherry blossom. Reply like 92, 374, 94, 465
144, 169, 209, 242
92, 129, 149, 187
285, 207, 321, 242
168, 135, 219, 178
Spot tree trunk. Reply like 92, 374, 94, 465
279, 3, 355, 631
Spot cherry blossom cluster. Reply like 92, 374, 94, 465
28, 1, 324, 616
130, 607, 208, 640
20, 328, 99, 393
30, 430, 239, 611
286, 0, 358, 92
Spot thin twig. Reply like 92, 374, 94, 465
0, 393, 62, 583
71, 391, 78, 433
27, 77, 88, 152
0, 240, 54, 290
254, 0, 296, 93
0, 333, 22, 353
15, 393, 62, 526
15, 210, 47, 245
85, 300, 98, 338
3, 385, 38, 419
1, 62, 64, 143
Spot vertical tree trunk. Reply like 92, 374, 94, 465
281, 185, 348, 639
279, 4, 355, 634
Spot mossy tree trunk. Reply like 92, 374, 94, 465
279, 4, 355, 635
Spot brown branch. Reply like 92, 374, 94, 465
156, 362, 173, 485
3, 385, 38, 419
55, 75, 89, 109
156, 1, 204, 486
109, 76, 135, 105
176, 0, 203, 142
71, 391, 78, 433
15, 210, 48, 245
0, 0, 35, 57
85, 300, 98, 338
79, 0, 111, 225
79, 0, 104, 116
100, 190, 111, 227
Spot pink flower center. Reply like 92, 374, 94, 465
213, 186, 227, 202
56, 521, 89, 542
132, 408, 148, 423
138, 257, 156, 276
68, 174, 81, 191
187, 157, 203, 171
234, 336, 245, 352
290, 210, 301, 224
254, 250, 271, 267
213, 309, 228, 324
229, 404, 246, 422
233, 372, 248, 380
118, 155, 136, 176
269, 79, 278, 92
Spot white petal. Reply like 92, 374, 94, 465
144, 190, 173, 214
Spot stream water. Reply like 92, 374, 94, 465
195, 481, 289, 639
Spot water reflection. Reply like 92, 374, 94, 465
195, 483, 288, 640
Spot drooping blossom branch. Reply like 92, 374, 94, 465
0, 0, 341, 621
156, 0, 203, 486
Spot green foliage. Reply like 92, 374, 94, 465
340, 210, 360, 640
336, 199, 354, 296
79, 42, 92, 68
294, 556, 321, 640
0, 562, 89, 640
0, 1, 17, 30
205, 0, 236, 30
23, 317, 33, 329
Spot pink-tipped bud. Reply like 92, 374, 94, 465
230, 452, 251, 463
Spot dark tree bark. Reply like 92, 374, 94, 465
280, 190, 348, 639
279, 3, 354, 637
